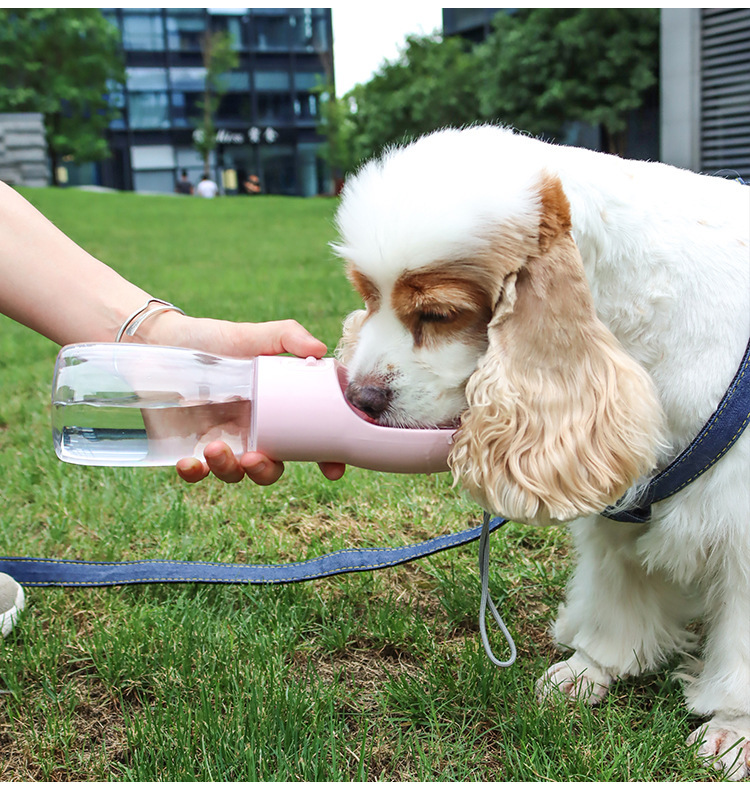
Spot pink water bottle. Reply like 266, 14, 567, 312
51, 344, 455, 474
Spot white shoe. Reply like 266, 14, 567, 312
0, 572, 25, 637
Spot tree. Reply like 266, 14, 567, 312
193, 30, 239, 174
0, 9, 125, 184
323, 34, 483, 176
476, 9, 659, 154
316, 87, 357, 193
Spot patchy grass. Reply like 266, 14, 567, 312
0, 187, 716, 781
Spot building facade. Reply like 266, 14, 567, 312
661, 8, 750, 182
95, 8, 333, 196
442, 8, 501, 43
0, 113, 48, 187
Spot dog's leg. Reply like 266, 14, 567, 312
684, 548, 750, 780
537, 514, 697, 704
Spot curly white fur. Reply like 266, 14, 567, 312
334, 126, 750, 779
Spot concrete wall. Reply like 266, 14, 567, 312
660, 9, 702, 172
0, 113, 49, 187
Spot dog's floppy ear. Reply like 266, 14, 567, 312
449, 175, 666, 524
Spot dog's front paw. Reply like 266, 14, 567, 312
536, 650, 614, 706
688, 715, 750, 781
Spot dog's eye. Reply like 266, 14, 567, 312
418, 310, 453, 324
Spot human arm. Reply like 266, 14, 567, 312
0, 180, 156, 345
0, 180, 344, 484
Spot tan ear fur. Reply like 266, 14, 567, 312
449, 176, 666, 524
335, 309, 366, 365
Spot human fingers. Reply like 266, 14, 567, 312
175, 448, 284, 485
222, 319, 327, 359
202, 441, 249, 483
176, 456, 210, 483
178, 451, 344, 485
274, 320, 328, 359
238, 450, 285, 485
319, 462, 346, 480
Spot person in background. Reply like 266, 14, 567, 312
195, 173, 219, 199
0, 180, 344, 637
244, 174, 261, 195
175, 169, 193, 195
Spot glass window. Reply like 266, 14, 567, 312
101, 10, 119, 31
133, 169, 177, 194
127, 67, 168, 92
175, 147, 206, 169
210, 14, 245, 50
311, 13, 329, 51
294, 72, 325, 91
131, 145, 175, 171
122, 13, 165, 50
293, 93, 319, 121
170, 91, 202, 128
222, 72, 250, 92
128, 92, 170, 129
289, 11, 308, 50
252, 15, 289, 50
290, 10, 329, 51
257, 93, 293, 124
107, 80, 126, 108
255, 71, 290, 92
258, 144, 296, 195
166, 13, 205, 51
169, 67, 207, 92
170, 90, 186, 127
107, 79, 127, 129
297, 141, 326, 197
216, 93, 251, 123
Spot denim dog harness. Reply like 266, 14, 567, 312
603, 337, 750, 523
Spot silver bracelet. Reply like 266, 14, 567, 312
116, 298, 186, 343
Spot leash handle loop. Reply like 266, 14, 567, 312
478, 511, 517, 667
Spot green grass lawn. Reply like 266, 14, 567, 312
0, 188, 715, 781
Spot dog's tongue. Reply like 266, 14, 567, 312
346, 402, 378, 424
345, 402, 459, 430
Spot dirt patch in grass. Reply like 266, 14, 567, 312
0, 678, 130, 781
294, 641, 422, 711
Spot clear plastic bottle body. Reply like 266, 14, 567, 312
52, 344, 255, 466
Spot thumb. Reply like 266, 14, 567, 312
250, 319, 328, 358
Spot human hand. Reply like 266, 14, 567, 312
140, 313, 347, 485
176, 441, 346, 485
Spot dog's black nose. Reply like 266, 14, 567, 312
346, 382, 393, 420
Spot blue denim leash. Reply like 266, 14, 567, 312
0, 513, 518, 667
0, 514, 508, 587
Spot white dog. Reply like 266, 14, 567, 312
334, 126, 750, 779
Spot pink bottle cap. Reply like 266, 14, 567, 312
252, 356, 455, 473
